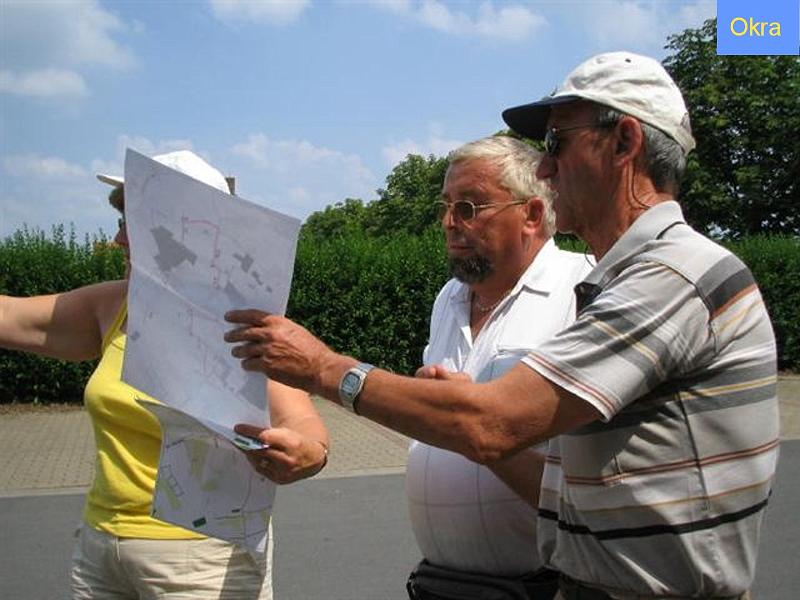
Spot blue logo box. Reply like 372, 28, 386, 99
717, 0, 799, 55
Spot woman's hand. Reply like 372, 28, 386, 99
234, 423, 328, 485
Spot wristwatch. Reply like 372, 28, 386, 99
338, 362, 375, 413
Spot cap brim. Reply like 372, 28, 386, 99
96, 173, 124, 187
502, 95, 580, 140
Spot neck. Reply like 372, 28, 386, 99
581, 173, 670, 260
469, 236, 545, 308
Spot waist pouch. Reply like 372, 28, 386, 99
406, 559, 559, 600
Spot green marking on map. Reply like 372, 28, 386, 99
185, 439, 210, 479
201, 481, 220, 492
156, 477, 182, 511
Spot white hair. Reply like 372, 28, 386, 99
448, 136, 556, 237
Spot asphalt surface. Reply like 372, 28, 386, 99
1, 378, 798, 599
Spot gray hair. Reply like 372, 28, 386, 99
447, 136, 556, 237
595, 107, 687, 195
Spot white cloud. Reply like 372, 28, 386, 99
1, 134, 377, 239
229, 134, 377, 216
1, 0, 135, 98
0, 136, 217, 240
210, 0, 311, 25
382, 132, 463, 167
375, 0, 413, 15
371, 0, 546, 41
418, 1, 465, 34
0, 69, 88, 98
577, 1, 714, 52
232, 134, 372, 181
4, 154, 88, 179
2, 136, 200, 185
1, 153, 115, 240
474, 3, 543, 41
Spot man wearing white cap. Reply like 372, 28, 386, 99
0, 150, 330, 599
225, 52, 778, 599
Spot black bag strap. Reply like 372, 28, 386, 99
407, 560, 558, 600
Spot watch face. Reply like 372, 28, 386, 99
341, 372, 361, 396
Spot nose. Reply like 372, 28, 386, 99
440, 205, 458, 230
536, 154, 556, 181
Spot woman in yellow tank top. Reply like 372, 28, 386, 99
0, 151, 329, 599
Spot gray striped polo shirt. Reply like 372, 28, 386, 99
521, 201, 779, 598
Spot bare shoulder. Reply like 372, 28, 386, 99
84, 280, 127, 337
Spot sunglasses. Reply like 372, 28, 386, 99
435, 199, 527, 222
544, 123, 602, 157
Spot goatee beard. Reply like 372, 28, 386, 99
448, 255, 493, 284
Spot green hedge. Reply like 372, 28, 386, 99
1, 227, 796, 404
724, 235, 800, 370
288, 228, 449, 375
0, 226, 124, 404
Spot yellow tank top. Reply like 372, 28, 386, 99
83, 301, 204, 539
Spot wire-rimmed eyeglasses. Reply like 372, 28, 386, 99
435, 199, 527, 222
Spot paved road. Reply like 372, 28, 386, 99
1, 443, 798, 599
1, 379, 798, 599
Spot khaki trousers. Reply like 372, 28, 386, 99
70, 525, 273, 599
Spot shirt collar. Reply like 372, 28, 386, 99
516, 238, 565, 296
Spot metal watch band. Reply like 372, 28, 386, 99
338, 362, 376, 413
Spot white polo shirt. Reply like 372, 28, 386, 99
406, 239, 592, 576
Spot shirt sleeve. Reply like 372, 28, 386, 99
521, 261, 711, 421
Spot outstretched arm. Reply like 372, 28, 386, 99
0, 280, 126, 361
225, 311, 600, 464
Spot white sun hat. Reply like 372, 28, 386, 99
96, 150, 230, 193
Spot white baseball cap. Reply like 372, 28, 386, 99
96, 150, 230, 193
502, 51, 696, 154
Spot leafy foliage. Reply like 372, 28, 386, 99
288, 227, 449, 375
664, 19, 800, 238
1, 226, 797, 404
0, 226, 124, 404
4, 18, 800, 402
371, 154, 450, 236
302, 153, 449, 240
302, 198, 369, 240
725, 235, 800, 370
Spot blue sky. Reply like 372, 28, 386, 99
1, 0, 715, 240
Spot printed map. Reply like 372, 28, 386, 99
121, 149, 300, 552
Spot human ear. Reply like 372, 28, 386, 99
523, 197, 544, 231
614, 117, 643, 166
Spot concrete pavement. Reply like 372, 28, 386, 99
0, 398, 411, 497
1, 377, 798, 598
2, 378, 798, 497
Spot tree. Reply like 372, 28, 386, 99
302, 198, 369, 239
301, 153, 449, 240
369, 153, 449, 236
664, 19, 800, 238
